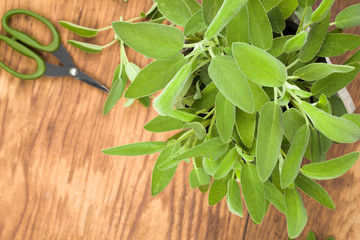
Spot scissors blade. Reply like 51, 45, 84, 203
44, 63, 71, 77
44, 64, 109, 93
52, 45, 75, 66
76, 70, 110, 93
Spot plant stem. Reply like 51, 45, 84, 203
103, 39, 117, 48
120, 41, 129, 64
189, 51, 201, 65
203, 108, 215, 120
201, 118, 212, 128
192, 158, 198, 169
296, 8, 307, 35
286, 59, 300, 69
302, 22, 312, 31
196, 107, 212, 115
126, 16, 143, 22
170, 130, 194, 144
329, 22, 336, 26
98, 25, 112, 31
287, 76, 299, 80
192, 58, 211, 73
288, 91, 310, 127
208, 47, 216, 58
184, 43, 198, 48
281, 149, 286, 158
149, 17, 166, 23
206, 114, 216, 140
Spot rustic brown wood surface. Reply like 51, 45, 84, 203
0, 0, 359, 239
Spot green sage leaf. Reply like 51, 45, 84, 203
112, 21, 184, 59
154, 64, 192, 116
311, 62, 360, 97
306, 230, 317, 240
144, 115, 185, 133
310, 129, 326, 163
123, 54, 186, 99
248, 80, 270, 112
235, 108, 256, 148
233, 42, 287, 87
280, 125, 310, 188
335, 4, 360, 29
264, 181, 285, 213
301, 101, 360, 143
256, 102, 284, 182
125, 62, 140, 82
209, 173, 231, 205
103, 141, 167, 156
183, 122, 206, 139
189, 168, 211, 188
299, 13, 330, 62
158, 158, 182, 170
169, 109, 203, 122
268, 7, 285, 34
151, 144, 179, 196
345, 48, 360, 64
205, 0, 248, 39
342, 113, 360, 129
226, 6, 249, 46
184, 10, 207, 35
285, 188, 308, 239
215, 92, 236, 142
59, 21, 99, 37
268, 35, 293, 57
293, 63, 355, 81
318, 33, 360, 57
172, 137, 225, 160
214, 148, 238, 179
209, 55, 254, 112
295, 173, 335, 209
301, 152, 360, 180
241, 164, 265, 223
67, 40, 103, 53
261, 0, 282, 12
202, 0, 224, 25
154, 0, 201, 26
310, 0, 335, 23
103, 64, 127, 115
277, 0, 298, 19
329, 95, 348, 117
284, 30, 308, 54
192, 82, 219, 110
248, 0, 273, 50
226, 179, 243, 217
203, 157, 221, 175
297, 0, 315, 8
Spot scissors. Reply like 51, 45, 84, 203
0, 9, 109, 93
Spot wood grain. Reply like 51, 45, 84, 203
0, 1, 359, 239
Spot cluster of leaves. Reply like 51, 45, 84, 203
59, 7, 166, 113
61, 0, 360, 238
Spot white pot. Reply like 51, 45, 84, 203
325, 57, 356, 113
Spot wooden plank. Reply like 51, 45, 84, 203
0, 0, 359, 239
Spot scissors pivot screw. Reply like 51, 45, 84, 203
69, 67, 78, 77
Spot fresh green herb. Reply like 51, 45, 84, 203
60, 1, 360, 238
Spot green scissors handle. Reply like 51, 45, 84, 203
0, 35, 46, 80
0, 9, 61, 80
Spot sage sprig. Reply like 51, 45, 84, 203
61, 0, 360, 238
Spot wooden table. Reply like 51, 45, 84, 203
0, 1, 359, 239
